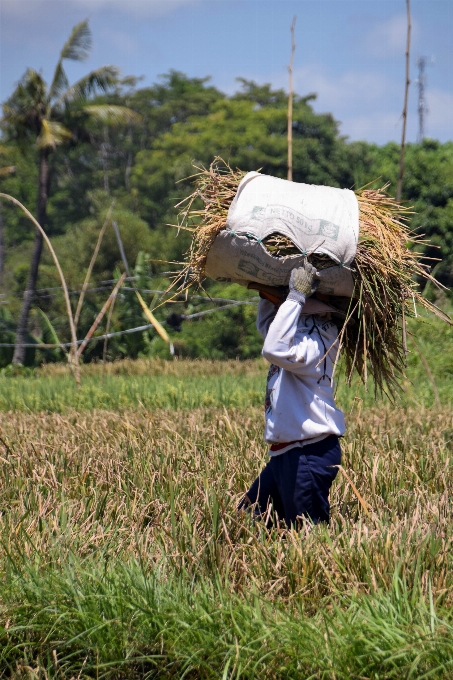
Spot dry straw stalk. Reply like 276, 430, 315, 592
170, 158, 450, 397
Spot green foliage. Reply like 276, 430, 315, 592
0, 146, 38, 246
32, 307, 65, 364
131, 88, 349, 231
0, 61, 452, 365
343, 140, 453, 285
175, 304, 261, 360
0, 306, 15, 367
51, 205, 153, 285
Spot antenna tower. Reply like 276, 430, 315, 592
416, 56, 428, 143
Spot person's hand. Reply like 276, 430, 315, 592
288, 260, 319, 304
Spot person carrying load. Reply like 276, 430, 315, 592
170, 160, 450, 525
239, 259, 345, 528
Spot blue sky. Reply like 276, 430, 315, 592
0, 0, 451, 144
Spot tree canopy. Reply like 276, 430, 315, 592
0, 64, 451, 365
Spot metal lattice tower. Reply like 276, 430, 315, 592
416, 56, 428, 143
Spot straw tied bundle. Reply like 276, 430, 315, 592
172, 158, 449, 396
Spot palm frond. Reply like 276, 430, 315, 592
2, 69, 47, 135
15, 67, 44, 93
35, 308, 62, 346
55, 66, 120, 109
0, 145, 15, 157
37, 120, 72, 149
48, 61, 69, 103
83, 105, 142, 126
60, 19, 91, 62
33, 308, 65, 360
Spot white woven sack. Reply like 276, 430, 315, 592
205, 172, 359, 297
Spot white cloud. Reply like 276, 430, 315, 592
362, 13, 419, 59
338, 111, 405, 143
294, 66, 391, 111
75, 0, 201, 18
300, 67, 452, 143
249, 62, 451, 144
0, 0, 202, 52
295, 67, 405, 143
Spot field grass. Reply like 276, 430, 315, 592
0, 371, 453, 676
1, 312, 452, 413
0, 358, 267, 412
1, 314, 453, 677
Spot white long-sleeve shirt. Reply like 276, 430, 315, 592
258, 298, 346, 453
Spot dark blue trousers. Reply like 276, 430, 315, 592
239, 435, 341, 528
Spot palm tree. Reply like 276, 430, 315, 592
0, 146, 16, 285
2, 20, 139, 364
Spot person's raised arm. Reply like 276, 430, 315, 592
262, 261, 319, 371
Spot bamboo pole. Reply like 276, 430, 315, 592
396, 0, 411, 202
0, 193, 80, 386
287, 16, 296, 182
77, 272, 127, 358
102, 288, 117, 365
74, 201, 115, 332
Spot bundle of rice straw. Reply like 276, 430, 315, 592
171, 158, 450, 397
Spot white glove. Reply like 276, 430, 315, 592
287, 260, 319, 305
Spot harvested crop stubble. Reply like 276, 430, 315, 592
171, 158, 450, 397
3, 404, 453, 678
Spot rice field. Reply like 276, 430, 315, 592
1, 318, 453, 412
1, 335, 453, 677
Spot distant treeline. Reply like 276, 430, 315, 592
1, 69, 452, 364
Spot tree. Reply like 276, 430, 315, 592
129, 70, 224, 143
131, 82, 351, 236
2, 19, 139, 364
344, 140, 453, 287
0, 146, 16, 284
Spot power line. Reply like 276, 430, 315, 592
0, 276, 139, 295
0, 282, 258, 305
0, 274, 176, 297
0, 301, 258, 349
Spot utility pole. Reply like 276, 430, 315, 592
287, 16, 296, 182
416, 56, 430, 143
0, 204, 4, 288
396, 0, 411, 202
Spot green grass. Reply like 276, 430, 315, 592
1, 314, 452, 413
0, 368, 265, 411
4, 554, 453, 679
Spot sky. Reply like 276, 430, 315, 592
0, 0, 451, 145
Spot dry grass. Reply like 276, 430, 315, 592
170, 159, 450, 397
1, 399, 453, 675
1, 404, 453, 602
347, 187, 449, 396
39, 356, 266, 378
171, 160, 246, 289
